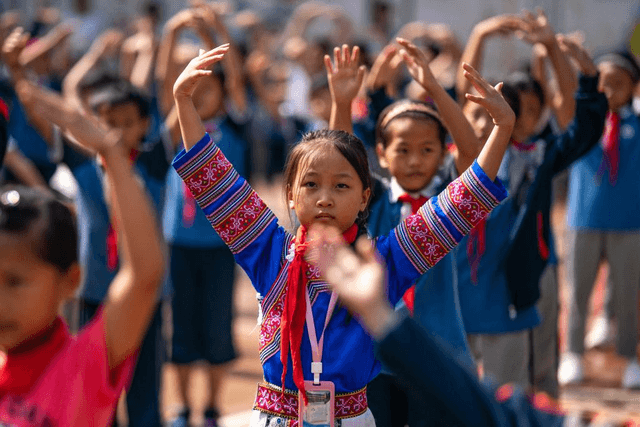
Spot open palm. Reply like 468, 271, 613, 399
325, 44, 366, 105
307, 225, 387, 318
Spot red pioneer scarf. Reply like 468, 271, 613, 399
280, 223, 359, 402
397, 193, 428, 314
597, 111, 620, 185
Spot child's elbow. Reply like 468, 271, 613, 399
135, 257, 166, 293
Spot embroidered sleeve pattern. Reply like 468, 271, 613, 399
395, 161, 506, 273
174, 134, 276, 254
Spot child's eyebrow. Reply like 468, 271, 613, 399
303, 170, 355, 179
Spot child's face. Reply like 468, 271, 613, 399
377, 117, 445, 193
193, 75, 224, 121
288, 146, 370, 233
463, 101, 493, 147
512, 91, 542, 142
101, 103, 150, 152
0, 234, 78, 352
598, 62, 635, 111
310, 88, 332, 123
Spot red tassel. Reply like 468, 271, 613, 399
467, 219, 486, 284
402, 286, 415, 315
536, 211, 549, 261
182, 183, 197, 227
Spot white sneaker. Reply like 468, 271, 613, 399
622, 360, 640, 389
584, 316, 614, 350
558, 352, 584, 386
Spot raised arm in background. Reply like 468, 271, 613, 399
326, 44, 366, 133
455, 14, 523, 103
517, 9, 577, 130
2, 27, 53, 142
155, 8, 203, 116
24, 84, 166, 369
62, 29, 124, 113
398, 37, 480, 173
121, 17, 157, 91
195, 2, 247, 113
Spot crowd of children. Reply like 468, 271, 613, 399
0, 1, 638, 426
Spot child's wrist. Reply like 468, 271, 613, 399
100, 145, 128, 166
360, 303, 399, 340
173, 91, 194, 103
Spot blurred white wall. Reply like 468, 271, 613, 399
7, 0, 639, 75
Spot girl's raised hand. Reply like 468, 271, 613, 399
475, 14, 524, 38
366, 44, 399, 92
396, 37, 438, 92
324, 44, 366, 106
556, 33, 597, 77
1, 27, 29, 70
463, 62, 515, 127
516, 8, 555, 47
173, 44, 229, 99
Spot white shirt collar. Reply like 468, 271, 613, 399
388, 175, 441, 204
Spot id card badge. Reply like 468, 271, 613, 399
299, 380, 335, 427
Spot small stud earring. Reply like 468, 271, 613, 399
289, 200, 295, 209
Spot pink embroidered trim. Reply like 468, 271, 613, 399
253, 383, 368, 425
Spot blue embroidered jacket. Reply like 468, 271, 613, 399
173, 133, 506, 393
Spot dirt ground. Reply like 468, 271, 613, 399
136, 179, 640, 425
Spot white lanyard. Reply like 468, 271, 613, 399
305, 290, 338, 384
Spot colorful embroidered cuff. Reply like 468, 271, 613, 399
172, 132, 276, 254
437, 159, 507, 240
395, 160, 506, 273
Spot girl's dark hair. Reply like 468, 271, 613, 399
283, 129, 372, 232
89, 80, 152, 119
376, 100, 448, 148
502, 71, 545, 120
0, 186, 77, 272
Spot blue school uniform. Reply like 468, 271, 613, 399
163, 116, 248, 365
567, 104, 640, 231
7, 92, 58, 182
173, 133, 506, 408
458, 74, 608, 333
163, 117, 248, 247
368, 155, 473, 365
60, 137, 170, 303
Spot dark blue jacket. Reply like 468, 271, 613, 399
376, 315, 566, 427
504, 74, 607, 310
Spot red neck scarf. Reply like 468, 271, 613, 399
0, 317, 68, 397
597, 111, 620, 185
510, 138, 536, 152
106, 149, 139, 271
280, 223, 359, 402
397, 194, 428, 314
397, 193, 428, 216
467, 219, 486, 284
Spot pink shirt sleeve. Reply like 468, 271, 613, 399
0, 311, 138, 427
73, 310, 138, 407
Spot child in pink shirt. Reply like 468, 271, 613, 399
0, 82, 166, 426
